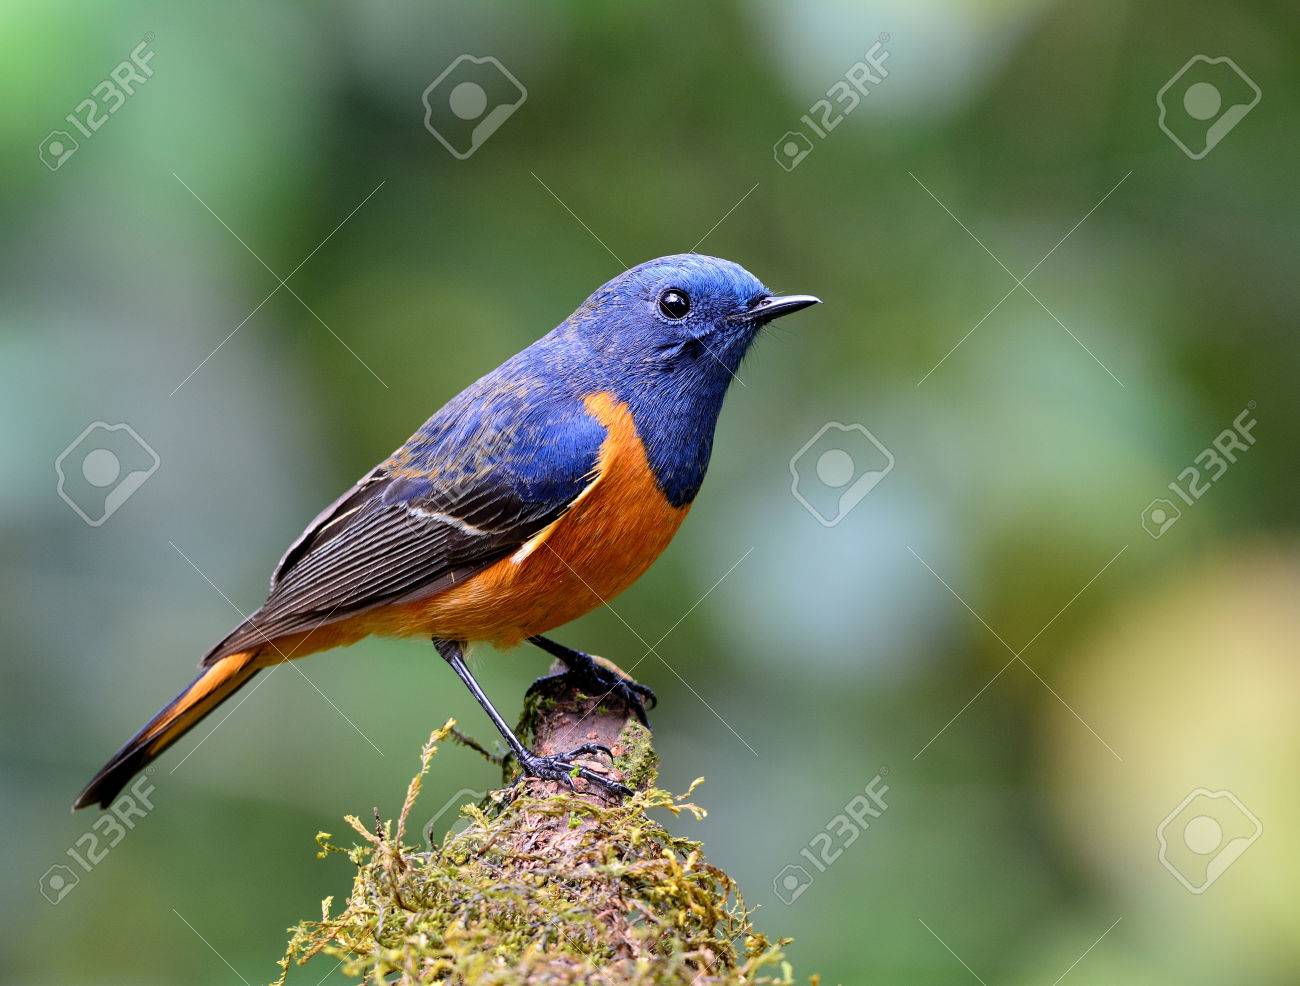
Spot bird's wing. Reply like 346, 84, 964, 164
203, 387, 606, 664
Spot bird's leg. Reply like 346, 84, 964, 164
526, 634, 657, 729
434, 638, 630, 798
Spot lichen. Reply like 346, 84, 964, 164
275, 719, 808, 985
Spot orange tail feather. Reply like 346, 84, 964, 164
74, 652, 259, 811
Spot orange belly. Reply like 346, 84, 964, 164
289, 391, 689, 652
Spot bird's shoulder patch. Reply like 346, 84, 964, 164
391, 390, 690, 645
508, 390, 669, 563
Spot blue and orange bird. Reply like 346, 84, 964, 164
75, 254, 819, 808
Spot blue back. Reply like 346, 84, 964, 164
396, 254, 772, 512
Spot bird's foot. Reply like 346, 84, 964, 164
516, 744, 631, 799
527, 658, 657, 729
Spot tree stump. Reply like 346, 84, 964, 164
276, 659, 805, 985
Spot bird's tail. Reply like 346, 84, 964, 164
73, 651, 260, 811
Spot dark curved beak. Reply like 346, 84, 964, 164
744, 293, 821, 324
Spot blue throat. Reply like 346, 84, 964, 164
612, 364, 731, 508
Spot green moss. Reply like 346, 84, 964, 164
610, 719, 659, 792
276, 720, 808, 985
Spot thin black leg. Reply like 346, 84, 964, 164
526, 635, 657, 728
434, 638, 630, 797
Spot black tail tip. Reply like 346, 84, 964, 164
73, 777, 131, 811
73, 747, 150, 812
71, 789, 105, 812
72, 781, 114, 812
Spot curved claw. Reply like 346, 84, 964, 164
612, 680, 654, 728
527, 668, 657, 730
564, 742, 614, 759
626, 679, 658, 711
569, 763, 632, 798
518, 748, 632, 799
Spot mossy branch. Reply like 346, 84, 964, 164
275, 660, 811, 985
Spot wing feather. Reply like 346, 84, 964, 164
203, 382, 606, 664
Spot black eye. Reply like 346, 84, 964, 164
658, 288, 691, 319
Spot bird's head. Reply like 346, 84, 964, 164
538, 254, 819, 506
568, 254, 819, 384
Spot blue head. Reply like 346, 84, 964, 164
557, 254, 820, 505
569, 254, 818, 377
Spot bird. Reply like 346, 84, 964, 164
74, 254, 819, 810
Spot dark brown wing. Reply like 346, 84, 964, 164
203, 465, 584, 663
203, 415, 606, 664
201, 349, 614, 665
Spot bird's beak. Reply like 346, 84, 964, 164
744, 293, 821, 324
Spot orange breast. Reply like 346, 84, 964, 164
368, 391, 689, 648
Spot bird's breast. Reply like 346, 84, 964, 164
386, 391, 690, 646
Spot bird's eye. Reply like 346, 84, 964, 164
657, 288, 691, 320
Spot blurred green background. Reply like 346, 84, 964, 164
3, 1, 1297, 982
